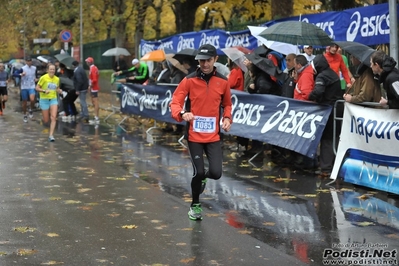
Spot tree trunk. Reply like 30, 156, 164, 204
331, 0, 358, 10
134, 1, 150, 57
153, 0, 163, 39
173, 0, 209, 33
113, 0, 127, 48
271, 0, 293, 20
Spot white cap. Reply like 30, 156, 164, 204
132, 59, 139, 65
304, 45, 312, 49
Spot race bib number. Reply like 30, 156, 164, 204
0, 81, 5, 87
193, 116, 216, 133
47, 82, 57, 90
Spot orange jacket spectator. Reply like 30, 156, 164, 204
324, 44, 351, 86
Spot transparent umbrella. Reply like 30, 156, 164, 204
221, 47, 248, 72
102, 47, 131, 57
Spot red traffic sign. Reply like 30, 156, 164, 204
59, 30, 72, 42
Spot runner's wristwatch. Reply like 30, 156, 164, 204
180, 110, 186, 117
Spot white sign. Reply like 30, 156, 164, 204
33, 38, 51, 44
330, 103, 399, 194
64, 42, 69, 51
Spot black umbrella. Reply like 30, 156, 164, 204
259, 21, 333, 47
54, 54, 75, 69
334, 41, 375, 67
252, 45, 269, 57
245, 53, 283, 79
59, 77, 74, 91
173, 48, 198, 64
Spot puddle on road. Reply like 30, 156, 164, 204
59, 121, 399, 265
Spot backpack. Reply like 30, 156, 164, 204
267, 51, 286, 87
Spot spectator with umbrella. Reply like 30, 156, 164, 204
155, 61, 171, 84
244, 58, 280, 156
57, 63, 78, 122
113, 55, 128, 72
343, 55, 381, 104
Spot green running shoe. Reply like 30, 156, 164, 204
188, 203, 203, 221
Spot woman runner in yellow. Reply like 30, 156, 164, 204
36, 64, 62, 142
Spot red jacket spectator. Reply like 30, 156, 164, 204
228, 66, 244, 91
294, 65, 314, 101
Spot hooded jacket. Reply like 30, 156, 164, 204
378, 56, 399, 109
349, 64, 381, 104
308, 55, 342, 105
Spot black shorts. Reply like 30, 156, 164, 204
0, 87, 7, 96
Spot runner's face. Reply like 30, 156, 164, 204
198, 56, 217, 74
48, 65, 56, 76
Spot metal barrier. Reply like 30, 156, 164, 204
104, 82, 127, 132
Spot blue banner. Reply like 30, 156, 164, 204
269, 3, 391, 46
140, 3, 393, 54
120, 84, 332, 158
140, 29, 258, 57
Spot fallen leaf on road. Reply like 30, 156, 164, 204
16, 249, 38, 256
64, 200, 82, 204
77, 188, 92, 193
46, 233, 59, 237
386, 234, 399, 239
180, 257, 195, 263
122, 225, 138, 229
49, 197, 62, 201
303, 194, 317, 198
14, 227, 36, 233
41, 261, 64, 265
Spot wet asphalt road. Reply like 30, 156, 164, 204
0, 87, 399, 266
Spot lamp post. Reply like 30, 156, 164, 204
41, 30, 47, 52
80, 0, 83, 62
20, 29, 26, 60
